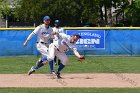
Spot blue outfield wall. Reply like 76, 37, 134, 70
0, 30, 37, 56
0, 28, 140, 56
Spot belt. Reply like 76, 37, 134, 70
54, 45, 60, 51
36, 42, 47, 44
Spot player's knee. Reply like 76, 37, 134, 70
48, 56, 55, 61
64, 58, 68, 63
61, 61, 68, 65
61, 58, 68, 65
43, 61, 48, 64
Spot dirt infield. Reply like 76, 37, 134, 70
0, 73, 140, 88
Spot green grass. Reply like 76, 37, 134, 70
0, 88, 140, 93
0, 56, 140, 92
0, 56, 140, 74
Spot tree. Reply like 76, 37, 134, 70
3, 0, 139, 27
0, 0, 11, 27
0, 0, 19, 27
14, 0, 99, 26
125, 0, 140, 26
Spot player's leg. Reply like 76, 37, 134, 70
33, 44, 56, 72
58, 58, 61, 65
55, 52, 68, 78
28, 56, 48, 75
49, 60, 54, 74
28, 43, 49, 75
36, 43, 49, 62
29, 44, 56, 75
36, 44, 56, 74
47, 44, 56, 73
54, 56, 57, 65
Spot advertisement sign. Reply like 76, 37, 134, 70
65, 30, 105, 50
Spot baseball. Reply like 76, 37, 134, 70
84, 45, 88, 48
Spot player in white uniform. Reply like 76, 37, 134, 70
23, 16, 54, 75
49, 20, 64, 73
28, 32, 85, 78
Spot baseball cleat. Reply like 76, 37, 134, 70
28, 66, 35, 75
56, 72, 62, 79
54, 62, 57, 65
49, 71, 56, 79
50, 70, 55, 74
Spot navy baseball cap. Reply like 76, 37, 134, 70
43, 16, 50, 21
54, 20, 60, 24
72, 33, 81, 38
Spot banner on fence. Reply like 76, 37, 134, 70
65, 30, 105, 50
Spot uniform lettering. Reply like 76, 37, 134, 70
42, 32, 48, 35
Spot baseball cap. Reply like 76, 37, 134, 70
43, 16, 50, 21
72, 33, 81, 38
54, 20, 60, 24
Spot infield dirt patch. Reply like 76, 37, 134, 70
0, 73, 140, 87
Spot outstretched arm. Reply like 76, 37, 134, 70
23, 26, 40, 47
23, 32, 35, 47
73, 48, 81, 58
51, 32, 68, 40
73, 48, 84, 59
73, 48, 85, 60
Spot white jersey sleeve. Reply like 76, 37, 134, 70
26, 32, 35, 41
26, 26, 40, 41
53, 27, 64, 33
72, 46, 77, 52
59, 33, 69, 40
59, 28, 64, 33
72, 45, 81, 58
53, 33, 79, 53
33, 26, 41, 34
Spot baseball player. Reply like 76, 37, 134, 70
23, 15, 54, 75
28, 32, 85, 78
49, 20, 64, 71
53, 20, 64, 65
48, 19, 64, 74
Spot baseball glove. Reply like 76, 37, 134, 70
78, 56, 85, 62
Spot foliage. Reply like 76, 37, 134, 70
0, 0, 19, 21
125, 0, 140, 26
14, 0, 99, 26
0, 0, 11, 18
1, 0, 140, 26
